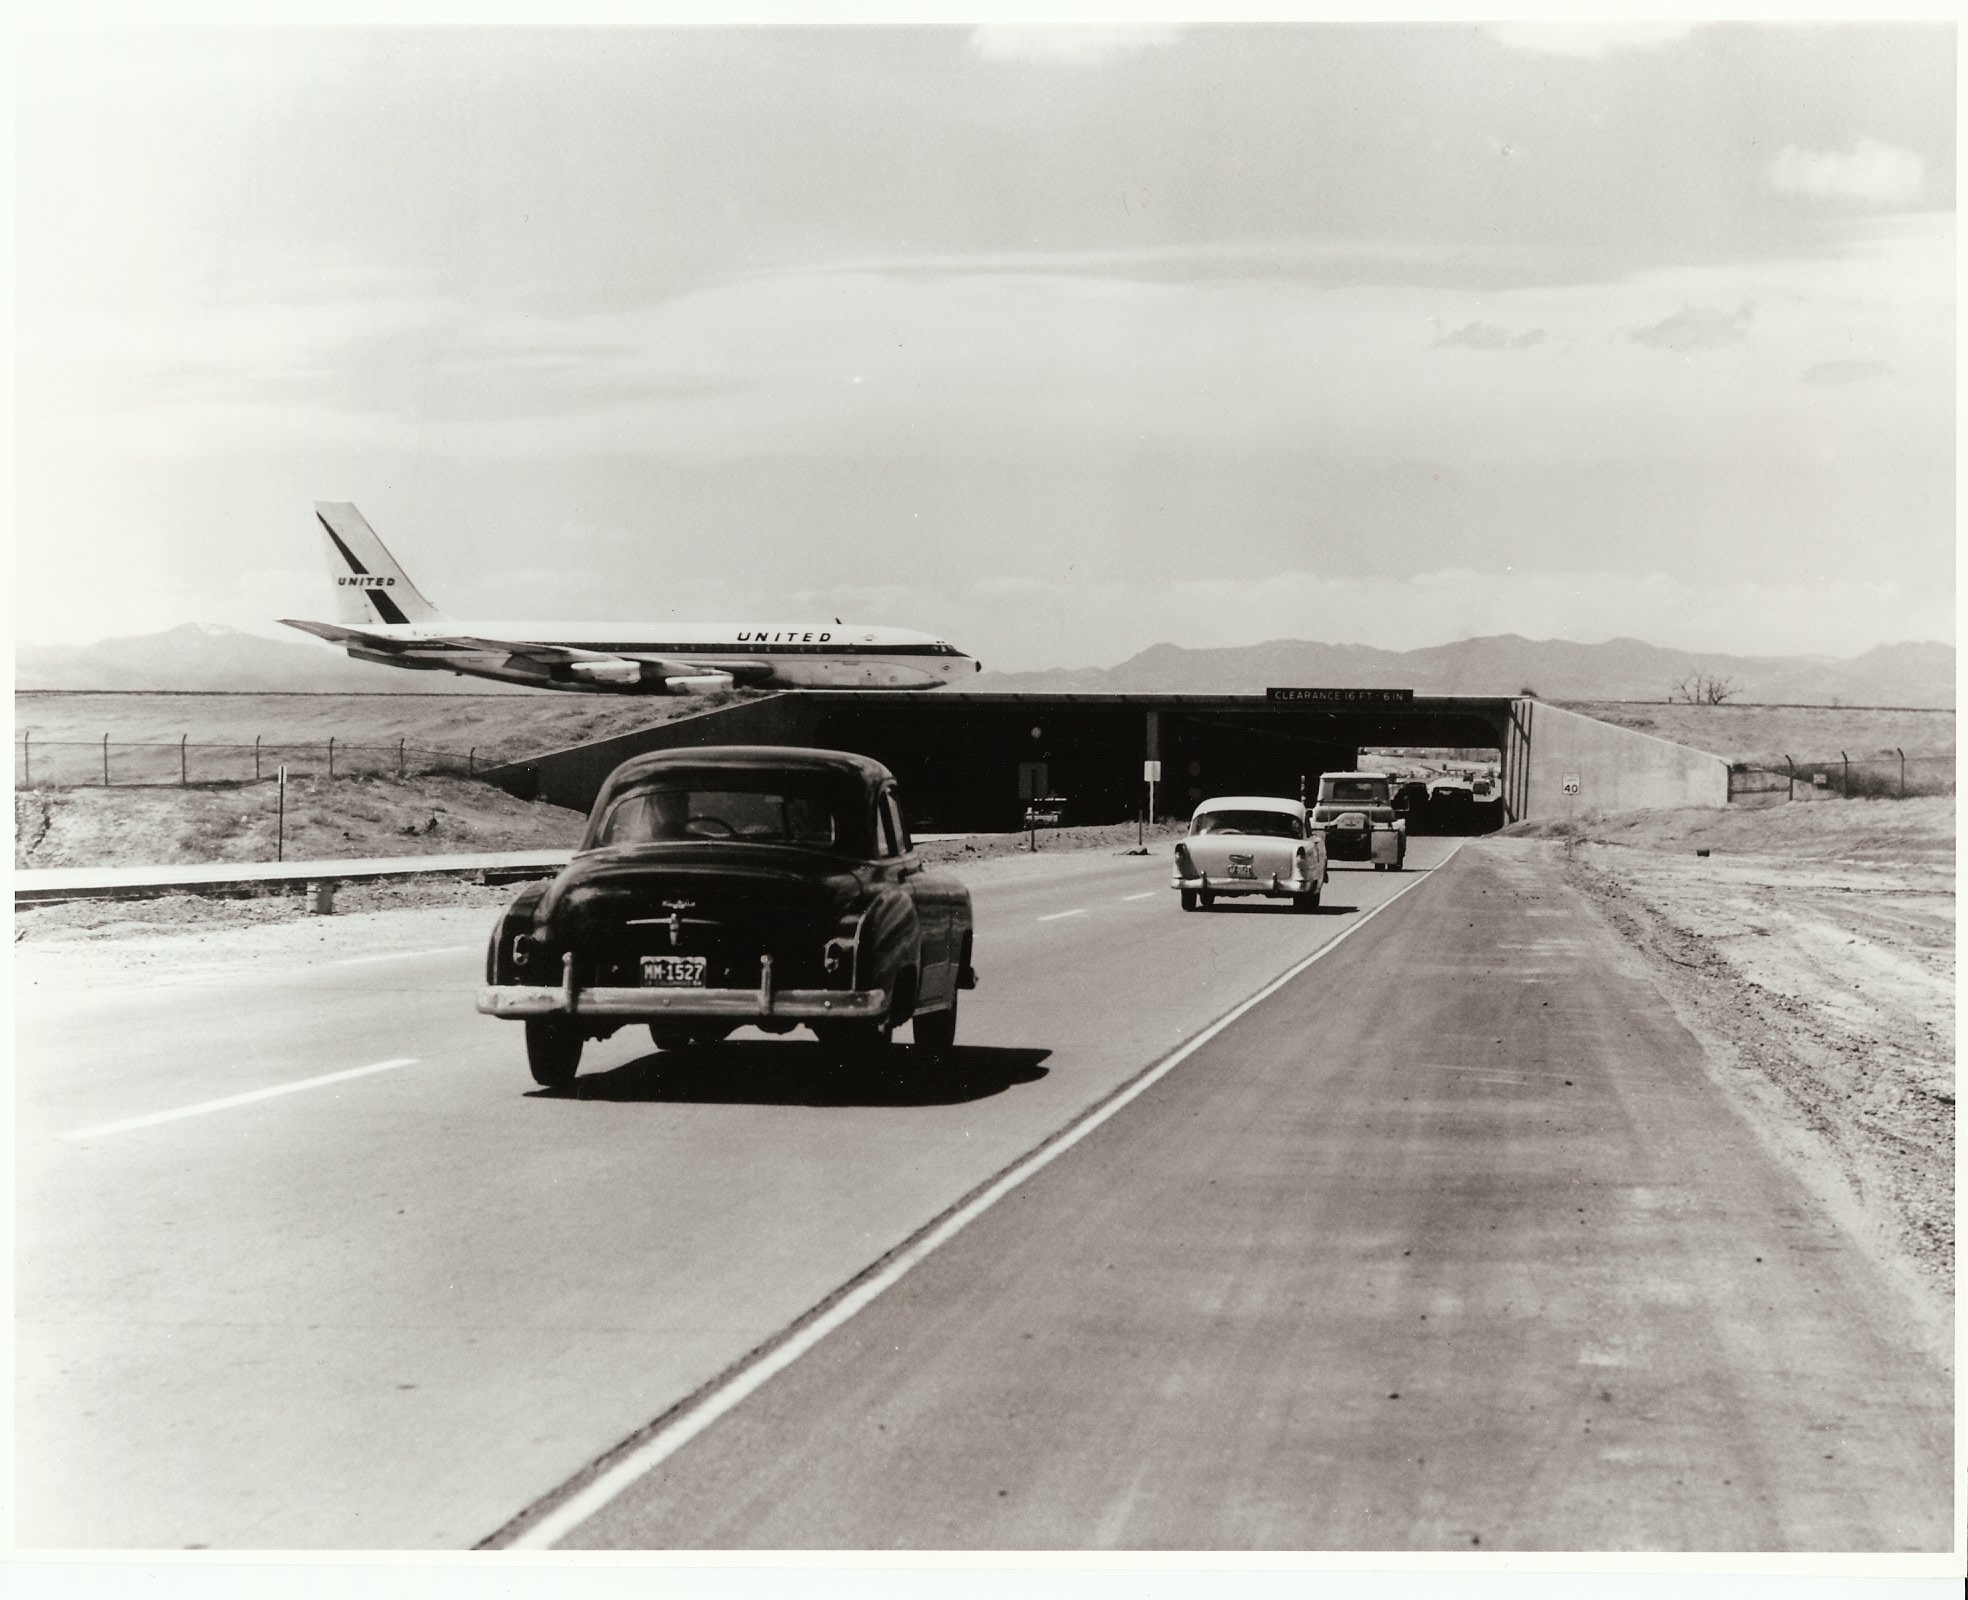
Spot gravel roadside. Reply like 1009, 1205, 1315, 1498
1506, 798, 1955, 1337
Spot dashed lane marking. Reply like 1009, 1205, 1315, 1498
63, 1059, 421, 1141
1121, 892, 1158, 902
1036, 908, 1090, 922
490, 841, 1463, 1550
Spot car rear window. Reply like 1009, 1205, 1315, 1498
1190, 810, 1304, 839
589, 769, 873, 855
1322, 780, 1387, 803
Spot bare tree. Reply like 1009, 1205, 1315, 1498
1670, 672, 1740, 705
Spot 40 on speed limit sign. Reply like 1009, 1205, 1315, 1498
1562, 773, 1581, 795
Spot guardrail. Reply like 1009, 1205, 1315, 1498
14, 849, 577, 908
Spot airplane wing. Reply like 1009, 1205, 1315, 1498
280, 618, 731, 688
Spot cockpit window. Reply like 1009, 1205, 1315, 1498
1190, 810, 1304, 840
590, 770, 873, 855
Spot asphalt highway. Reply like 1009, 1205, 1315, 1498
14, 837, 1952, 1550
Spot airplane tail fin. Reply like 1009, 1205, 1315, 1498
313, 502, 442, 627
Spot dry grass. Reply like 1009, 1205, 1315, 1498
1560, 700, 1953, 765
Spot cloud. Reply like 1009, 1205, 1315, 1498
1771, 139, 1924, 205
1629, 304, 1753, 352
967, 27, 1180, 67
1802, 359, 1891, 386
1484, 24, 1695, 59
1431, 321, 1545, 352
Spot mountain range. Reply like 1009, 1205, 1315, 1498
14, 624, 533, 695
12, 623, 1956, 708
968, 636, 1955, 708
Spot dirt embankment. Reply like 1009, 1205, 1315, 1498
1510, 798, 1955, 1313
1559, 701, 1954, 767
15, 774, 585, 872
13, 688, 753, 766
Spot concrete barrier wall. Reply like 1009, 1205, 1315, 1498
1509, 700, 1729, 819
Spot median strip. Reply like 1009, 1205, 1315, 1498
64, 1059, 420, 1140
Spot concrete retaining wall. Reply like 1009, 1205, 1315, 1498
1508, 700, 1729, 818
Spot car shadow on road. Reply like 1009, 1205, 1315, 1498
536, 1041, 1053, 1108
1199, 901, 1359, 915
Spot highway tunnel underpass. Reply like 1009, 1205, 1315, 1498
486, 692, 1532, 833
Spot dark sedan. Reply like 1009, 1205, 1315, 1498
478, 746, 975, 1086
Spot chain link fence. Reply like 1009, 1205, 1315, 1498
17, 734, 484, 789
1728, 750, 1954, 803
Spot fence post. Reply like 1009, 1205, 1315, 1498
328, 737, 335, 780
180, 733, 189, 787
468, 747, 476, 778
1897, 748, 1906, 799
1840, 750, 1848, 798
103, 732, 110, 787
255, 734, 262, 782
398, 737, 406, 779
1783, 754, 1794, 801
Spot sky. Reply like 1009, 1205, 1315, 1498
12, 16, 1957, 671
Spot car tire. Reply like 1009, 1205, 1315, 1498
1199, 891, 1215, 909
525, 1018, 582, 1087
1294, 887, 1320, 911
913, 995, 957, 1059
1180, 889, 1198, 912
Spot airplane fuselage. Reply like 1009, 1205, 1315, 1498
345, 620, 979, 693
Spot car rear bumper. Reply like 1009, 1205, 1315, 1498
477, 952, 889, 1022
1172, 873, 1319, 897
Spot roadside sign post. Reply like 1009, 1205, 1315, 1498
1143, 759, 1161, 843
277, 764, 287, 863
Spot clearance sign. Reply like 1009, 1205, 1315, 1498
1265, 687, 1415, 703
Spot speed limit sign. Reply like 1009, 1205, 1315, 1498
1562, 773, 1581, 796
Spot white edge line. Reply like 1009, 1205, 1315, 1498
63, 1059, 421, 1140
334, 945, 475, 966
1035, 908, 1089, 922
501, 842, 1464, 1550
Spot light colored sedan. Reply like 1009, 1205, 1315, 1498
1171, 795, 1328, 912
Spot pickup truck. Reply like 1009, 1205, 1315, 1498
1309, 770, 1406, 870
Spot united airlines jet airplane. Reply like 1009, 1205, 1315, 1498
282, 503, 981, 694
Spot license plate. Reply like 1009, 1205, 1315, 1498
641, 955, 707, 987
1227, 863, 1256, 879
